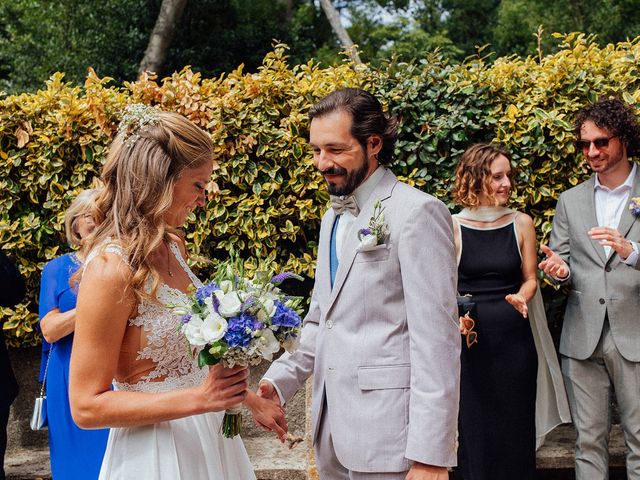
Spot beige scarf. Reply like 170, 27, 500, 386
455, 206, 516, 222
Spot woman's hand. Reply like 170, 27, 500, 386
505, 293, 528, 318
199, 365, 249, 412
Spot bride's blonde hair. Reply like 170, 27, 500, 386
80, 109, 213, 303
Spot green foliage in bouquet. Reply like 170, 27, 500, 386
3, 35, 640, 346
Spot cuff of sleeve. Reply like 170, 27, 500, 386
550, 268, 571, 284
262, 377, 286, 406
623, 242, 639, 267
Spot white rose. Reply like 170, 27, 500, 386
359, 233, 378, 249
257, 328, 281, 361
201, 311, 228, 344
217, 291, 242, 317
181, 315, 207, 347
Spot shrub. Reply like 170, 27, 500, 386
2, 35, 640, 346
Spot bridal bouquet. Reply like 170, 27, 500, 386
169, 253, 304, 437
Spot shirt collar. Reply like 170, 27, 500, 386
351, 166, 386, 210
594, 162, 637, 192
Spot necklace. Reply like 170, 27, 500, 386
165, 241, 174, 277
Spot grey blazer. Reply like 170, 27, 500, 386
549, 167, 640, 362
264, 169, 460, 472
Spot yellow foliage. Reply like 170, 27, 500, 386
3, 37, 640, 346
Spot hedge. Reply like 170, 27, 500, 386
2, 34, 640, 347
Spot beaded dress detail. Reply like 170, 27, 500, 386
85, 242, 207, 393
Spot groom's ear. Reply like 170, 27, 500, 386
367, 135, 383, 159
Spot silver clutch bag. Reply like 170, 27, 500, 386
30, 394, 47, 430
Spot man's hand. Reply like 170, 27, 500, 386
588, 226, 634, 259
257, 380, 282, 405
538, 244, 569, 279
405, 463, 449, 480
245, 385, 287, 442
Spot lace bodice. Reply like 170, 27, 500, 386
84, 242, 207, 393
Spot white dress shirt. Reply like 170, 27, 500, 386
594, 162, 638, 266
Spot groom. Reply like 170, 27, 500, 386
259, 88, 460, 479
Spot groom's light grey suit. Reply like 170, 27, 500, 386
549, 166, 640, 479
264, 168, 460, 476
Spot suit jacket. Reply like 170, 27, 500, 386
549, 166, 640, 361
0, 250, 26, 408
264, 169, 460, 472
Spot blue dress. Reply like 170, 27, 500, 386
38, 253, 109, 480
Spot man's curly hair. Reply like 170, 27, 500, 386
575, 98, 640, 158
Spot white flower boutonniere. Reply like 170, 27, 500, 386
357, 200, 390, 251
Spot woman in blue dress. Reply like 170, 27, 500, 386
38, 189, 109, 480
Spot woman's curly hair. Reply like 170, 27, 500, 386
452, 143, 512, 208
575, 98, 640, 158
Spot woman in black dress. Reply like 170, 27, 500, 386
452, 143, 539, 480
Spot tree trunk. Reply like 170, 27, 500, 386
318, 0, 362, 64
138, 0, 188, 77
280, 0, 295, 22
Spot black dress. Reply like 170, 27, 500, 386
455, 219, 537, 480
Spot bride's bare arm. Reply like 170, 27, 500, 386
69, 252, 248, 429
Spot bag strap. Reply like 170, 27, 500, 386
39, 343, 54, 396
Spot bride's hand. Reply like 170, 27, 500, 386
244, 390, 288, 442
199, 365, 249, 412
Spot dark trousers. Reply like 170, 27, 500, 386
0, 403, 9, 480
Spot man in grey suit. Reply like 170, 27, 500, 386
539, 98, 640, 480
258, 88, 460, 479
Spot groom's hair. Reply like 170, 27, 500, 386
309, 88, 398, 165
575, 97, 640, 158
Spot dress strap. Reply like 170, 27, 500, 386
168, 242, 203, 288
84, 242, 128, 273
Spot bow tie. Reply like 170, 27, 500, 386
330, 195, 360, 216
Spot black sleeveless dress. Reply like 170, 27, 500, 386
455, 219, 537, 480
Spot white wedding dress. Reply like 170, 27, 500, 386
86, 243, 256, 480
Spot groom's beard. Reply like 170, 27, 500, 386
321, 155, 369, 197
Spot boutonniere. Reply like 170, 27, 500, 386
357, 200, 390, 251
630, 197, 640, 217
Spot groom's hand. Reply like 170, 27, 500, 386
257, 380, 281, 405
250, 381, 287, 442
405, 462, 449, 480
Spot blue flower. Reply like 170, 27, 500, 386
224, 312, 256, 348
181, 313, 192, 324
271, 301, 301, 328
195, 282, 220, 305
270, 272, 303, 285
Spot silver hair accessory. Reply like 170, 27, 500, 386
118, 103, 160, 148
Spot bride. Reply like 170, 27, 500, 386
69, 105, 284, 479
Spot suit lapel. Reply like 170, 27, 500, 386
326, 170, 398, 314
581, 176, 608, 265
316, 208, 336, 306
606, 166, 640, 266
